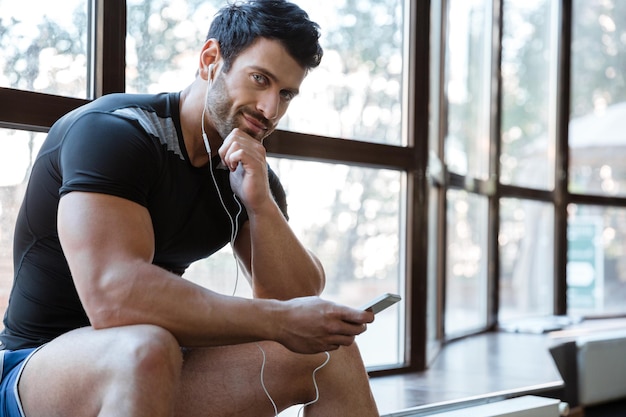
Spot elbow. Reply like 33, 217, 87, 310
82, 292, 127, 329
77, 271, 134, 329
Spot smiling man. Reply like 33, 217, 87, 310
0, 1, 380, 416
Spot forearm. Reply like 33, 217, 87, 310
245, 201, 325, 300
79, 260, 374, 354
80, 261, 281, 347
218, 131, 325, 298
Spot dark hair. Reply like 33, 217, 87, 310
207, 0, 323, 73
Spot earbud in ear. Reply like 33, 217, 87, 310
207, 64, 215, 79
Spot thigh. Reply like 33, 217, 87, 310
175, 341, 331, 417
18, 324, 180, 417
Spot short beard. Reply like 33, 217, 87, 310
204, 73, 274, 142
204, 73, 237, 140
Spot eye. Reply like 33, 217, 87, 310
251, 73, 268, 85
280, 90, 296, 102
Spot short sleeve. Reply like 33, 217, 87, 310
58, 111, 161, 207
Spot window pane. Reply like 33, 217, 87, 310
499, 198, 554, 322
125, 0, 219, 93
0, 0, 89, 98
281, 1, 405, 145
186, 159, 406, 368
125, 0, 406, 145
445, 190, 488, 335
0, 128, 46, 325
444, 0, 492, 179
500, 0, 556, 190
569, 0, 626, 197
271, 159, 405, 367
568, 204, 626, 316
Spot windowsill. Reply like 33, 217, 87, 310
370, 331, 564, 416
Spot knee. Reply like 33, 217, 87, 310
110, 325, 183, 382
260, 342, 333, 404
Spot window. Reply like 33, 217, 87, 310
567, 205, 626, 315
498, 0, 557, 323
568, 0, 626, 315
440, 0, 494, 338
445, 190, 488, 334
125, 0, 217, 94
444, 0, 492, 180
435, 0, 626, 343
501, 0, 557, 191
267, 159, 405, 367
0, 128, 46, 313
499, 198, 554, 321
0, 0, 90, 98
570, 1, 626, 198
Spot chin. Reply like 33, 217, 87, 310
260, 130, 274, 142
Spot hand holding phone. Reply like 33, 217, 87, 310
359, 293, 401, 314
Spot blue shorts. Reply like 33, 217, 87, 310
0, 348, 39, 417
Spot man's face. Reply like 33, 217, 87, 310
204, 38, 307, 142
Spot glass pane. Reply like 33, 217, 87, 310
282, 1, 405, 145
569, 0, 626, 197
0, 0, 89, 98
0, 129, 47, 326
567, 204, 626, 316
445, 190, 488, 335
186, 159, 406, 368
125, 0, 219, 93
500, 0, 556, 190
499, 198, 554, 322
126, 0, 406, 145
444, 0, 492, 179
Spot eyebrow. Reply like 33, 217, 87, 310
249, 65, 300, 96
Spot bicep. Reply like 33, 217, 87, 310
58, 192, 155, 292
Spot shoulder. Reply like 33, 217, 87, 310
55, 92, 183, 157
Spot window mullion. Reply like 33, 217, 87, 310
94, 0, 126, 97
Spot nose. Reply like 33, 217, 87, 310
257, 91, 280, 120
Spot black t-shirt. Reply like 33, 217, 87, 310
1, 92, 288, 350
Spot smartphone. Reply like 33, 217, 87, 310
360, 293, 401, 314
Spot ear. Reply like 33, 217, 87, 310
199, 38, 221, 80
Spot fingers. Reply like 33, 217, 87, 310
321, 322, 369, 351
310, 303, 374, 350
277, 297, 377, 354
341, 307, 375, 326
218, 128, 266, 171
217, 129, 271, 209
334, 318, 369, 337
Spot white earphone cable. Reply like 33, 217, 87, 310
201, 72, 243, 293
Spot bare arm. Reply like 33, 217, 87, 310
221, 129, 326, 300
233, 215, 326, 300
58, 191, 369, 351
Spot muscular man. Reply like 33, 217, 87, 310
0, 1, 380, 416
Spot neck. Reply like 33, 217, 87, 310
179, 80, 218, 167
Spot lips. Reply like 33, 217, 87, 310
242, 113, 269, 136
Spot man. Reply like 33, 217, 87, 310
0, 0, 380, 416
